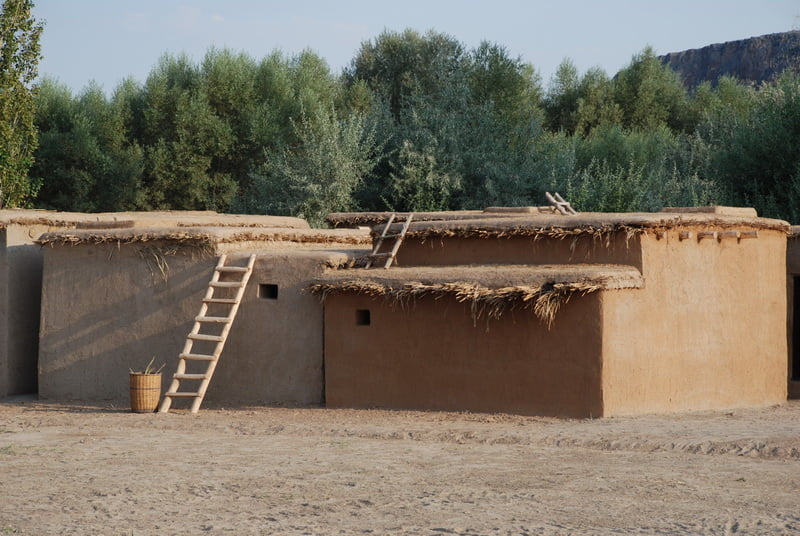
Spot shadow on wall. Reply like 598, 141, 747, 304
38, 246, 214, 401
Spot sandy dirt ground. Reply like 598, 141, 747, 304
0, 397, 798, 536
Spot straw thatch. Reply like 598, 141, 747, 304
371, 212, 791, 245
36, 226, 372, 248
36, 229, 216, 247
326, 211, 503, 228
0, 209, 311, 231
310, 279, 599, 327
308, 264, 642, 327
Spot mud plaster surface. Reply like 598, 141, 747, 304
0, 398, 798, 535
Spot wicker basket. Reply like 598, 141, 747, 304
129, 373, 162, 413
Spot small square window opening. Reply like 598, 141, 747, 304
258, 284, 279, 299
356, 309, 371, 326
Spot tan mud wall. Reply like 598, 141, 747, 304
39, 243, 215, 401
208, 250, 332, 405
601, 229, 787, 415
324, 292, 605, 418
39, 244, 341, 405
396, 233, 643, 270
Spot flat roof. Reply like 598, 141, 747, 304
313, 263, 643, 290
380, 211, 790, 240
309, 264, 643, 325
36, 226, 371, 248
0, 209, 309, 230
325, 208, 559, 228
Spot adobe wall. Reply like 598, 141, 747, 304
38, 242, 216, 401
0, 209, 311, 399
395, 232, 643, 271
0, 229, 6, 396
38, 242, 351, 404
601, 228, 788, 415
206, 250, 338, 405
786, 232, 800, 398
0, 223, 59, 397
323, 292, 605, 418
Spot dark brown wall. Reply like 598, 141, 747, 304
395, 233, 643, 270
324, 292, 606, 418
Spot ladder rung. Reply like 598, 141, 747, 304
179, 353, 217, 361
210, 281, 245, 288
216, 266, 249, 273
203, 298, 237, 304
196, 315, 231, 323
369, 252, 393, 257
174, 373, 208, 380
188, 333, 225, 342
165, 391, 200, 398
380, 233, 402, 239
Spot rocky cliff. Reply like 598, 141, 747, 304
660, 31, 800, 87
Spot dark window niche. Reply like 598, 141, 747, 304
356, 309, 371, 326
258, 284, 279, 300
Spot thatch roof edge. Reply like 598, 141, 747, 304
307, 279, 605, 327
306, 264, 642, 327
36, 227, 372, 247
373, 214, 790, 241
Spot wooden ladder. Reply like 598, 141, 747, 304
158, 253, 256, 414
545, 191, 578, 215
365, 213, 414, 269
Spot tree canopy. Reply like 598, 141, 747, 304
24, 27, 800, 224
0, 0, 42, 208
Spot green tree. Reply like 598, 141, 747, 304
0, 0, 42, 207
536, 123, 718, 213
32, 79, 99, 211
467, 41, 542, 131
706, 71, 800, 221
250, 106, 379, 226
574, 67, 622, 134
612, 47, 689, 131
543, 59, 580, 132
687, 76, 754, 132
345, 29, 466, 120
143, 89, 236, 210
32, 80, 145, 212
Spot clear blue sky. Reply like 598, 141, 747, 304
34, 0, 799, 95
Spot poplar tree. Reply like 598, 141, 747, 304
0, 0, 42, 208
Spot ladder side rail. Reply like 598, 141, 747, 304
545, 192, 568, 215
553, 192, 577, 215
384, 213, 414, 268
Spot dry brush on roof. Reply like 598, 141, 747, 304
0, 217, 84, 229
221, 230, 370, 246
325, 211, 489, 228
36, 227, 371, 248
308, 279, 602, 328
374, 213, 791, 244
36, 229, 216, 247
